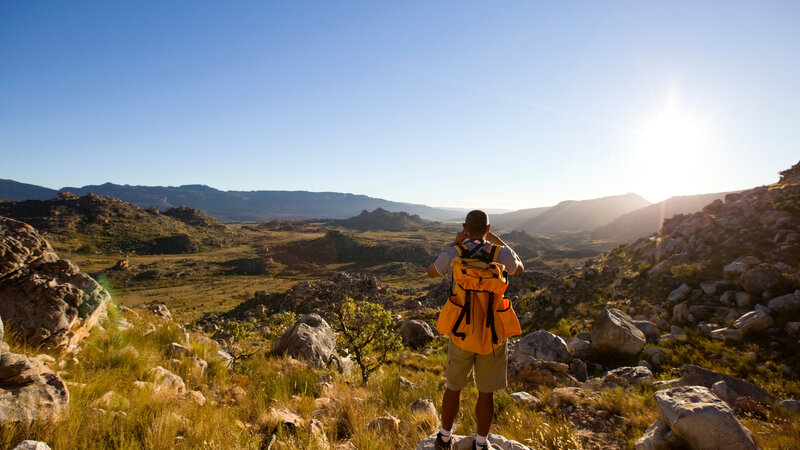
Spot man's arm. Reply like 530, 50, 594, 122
428, 229, 468, 277
488, 232, 524, 275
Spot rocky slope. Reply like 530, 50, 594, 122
591, 191, 733, 243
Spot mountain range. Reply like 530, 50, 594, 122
0, 179, 737, 243
0, 180, 462, 222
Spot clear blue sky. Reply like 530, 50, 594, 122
1, 1, 798, 210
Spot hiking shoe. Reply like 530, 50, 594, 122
434, 433, 452, 450
472, 440, 488, 450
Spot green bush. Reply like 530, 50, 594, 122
669, 263, 704, 285
331, 298, 403, 384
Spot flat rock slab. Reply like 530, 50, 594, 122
636, 386, 759, 450
679, 364, 778, 405
417, 433, 530, 450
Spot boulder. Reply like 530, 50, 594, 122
584, 366, 654, 391
417, 433, 530, 450
507, 359, 579, 388
710, 327, 743, 341
148, 366, 186, 395
672, 302, 689, 324
668, 284, 692, 302
768, 293, 800, 314
272, 314, 336, 367
700, 281, 719, 295
634, 321, 661, 344
184, 390, 206, 407
679, 364, 778, 405
723, 261, 749, 280
166, 342, 191, 358
740, 264, 783, 296
410, 397, 438, 419
670, 325, 687, 341
398, 320, 435, 349
0, 351, 69, 423
368, 414, 401, 434
643, 347, 668, 366
513, 331, 571, 363
569, 359, 588, 382
262, 407, 305, 433
308, 419, 330, 449
591, 309, 646, 356
779, 399, 800, 414
187, 356, 209, 376
635, 386, 758, 450
12, 442, 51, 450
733, 310, 774, 333
509, 391, 538, 407
0, 218, 110, 349
144, 304, 172, 321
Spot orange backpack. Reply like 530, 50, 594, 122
436, 242, 522, 354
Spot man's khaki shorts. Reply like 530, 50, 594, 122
445, 337, 508, 393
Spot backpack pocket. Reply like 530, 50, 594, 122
436, 295, 464, 335
494, 297, 522, 339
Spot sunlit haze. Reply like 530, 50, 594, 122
1, 1, 798, 210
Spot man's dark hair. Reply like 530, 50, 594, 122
464, 210, 489, 237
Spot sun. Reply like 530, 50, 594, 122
631, 92, 715, 202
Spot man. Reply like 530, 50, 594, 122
427, 210, 524, 450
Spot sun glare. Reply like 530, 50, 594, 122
631, 92, 715, 202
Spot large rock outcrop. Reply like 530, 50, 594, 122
591, 308, 646, 356
636, 386, 759, 450
0, 218, 110, 349
398, 320, 435, 349
512, 330, 571, 363
0, 316, 69, 423
272, 314, 336, 367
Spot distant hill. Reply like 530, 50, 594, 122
332, 208, 436, 231
491, 206, 552, 231
499, 193, 650, 234
0, 180, 463, 222
0, 179, 58, 201
269, 230, 436, 267
0, 193, 238, 254
590, 191, 735, 243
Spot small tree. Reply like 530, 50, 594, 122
332, 298, 403, 384
223, 321, 264, 373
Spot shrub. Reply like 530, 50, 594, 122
549, 318, 571, 338
331, 298, 403, 384
669, 263, 704, 285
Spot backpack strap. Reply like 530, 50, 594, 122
486, 292, 499, 346
451, 290, 473, 341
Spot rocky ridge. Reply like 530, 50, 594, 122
0, 193, 238, 254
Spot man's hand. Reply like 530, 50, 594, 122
451, 228, 469, 246
486, 231, 507, 246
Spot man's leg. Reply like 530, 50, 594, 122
441, 388, 461, 431
475, 391, 494, 436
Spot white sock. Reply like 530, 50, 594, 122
439, 428, 451, 442
475, 434, 488, 447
